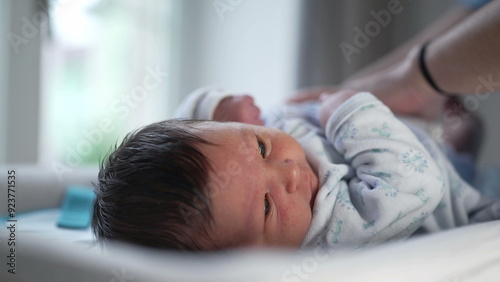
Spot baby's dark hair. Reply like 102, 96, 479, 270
92, 119, 214, 251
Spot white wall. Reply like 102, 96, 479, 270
0, 1, 9, 163
175, 0, 301, 114
1, 0, 41, 164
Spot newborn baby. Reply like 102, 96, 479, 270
93, 90, 500, 252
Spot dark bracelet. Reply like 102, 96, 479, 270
418, 42, 455, 97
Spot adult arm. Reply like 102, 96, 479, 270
425, 0, 500, 94
346, 5, 475, 81
288, 2, 483, 105
341, 0, 500, 119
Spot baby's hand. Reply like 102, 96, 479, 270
213, 95, 264, 125
319, 90, 359, 128
286, 85, 338, 104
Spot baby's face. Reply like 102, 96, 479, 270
195, 121, 319, 249
213, 95, 264, 125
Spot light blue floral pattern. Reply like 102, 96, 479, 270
372, 122, 391, 137
335, 122, 357, 148
401, 149, 428, 173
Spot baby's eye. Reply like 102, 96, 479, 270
258, 140, 266, 158
264, 196, 270, 216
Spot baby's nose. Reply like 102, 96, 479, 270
281, 159, 299, 194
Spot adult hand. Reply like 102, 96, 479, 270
319, 89, 359, 128
213, 95, 265, 126
340, 46, 447, 120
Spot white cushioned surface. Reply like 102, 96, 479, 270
1, 208, 94, 244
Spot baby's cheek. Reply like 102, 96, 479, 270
282, 204, 312, 247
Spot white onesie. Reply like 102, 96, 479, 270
266, 92, 499, 251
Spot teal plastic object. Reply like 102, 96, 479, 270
57, 186, 96, 229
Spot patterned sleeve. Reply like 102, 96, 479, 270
320, 92, 445, 248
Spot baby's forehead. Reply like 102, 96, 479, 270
182, 120, 229, 134
191, 120, 250, 134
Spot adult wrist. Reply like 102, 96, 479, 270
399, 45, 448, 120
418, 41, 456, 97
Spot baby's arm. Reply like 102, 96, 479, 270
320, 91, 444, 246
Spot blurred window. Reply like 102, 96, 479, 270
40, 0, 174, 169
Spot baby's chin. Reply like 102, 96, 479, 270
308, 166, 319, 211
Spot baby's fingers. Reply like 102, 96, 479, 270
287, 86, 338, 104
319, 89, 358, 102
